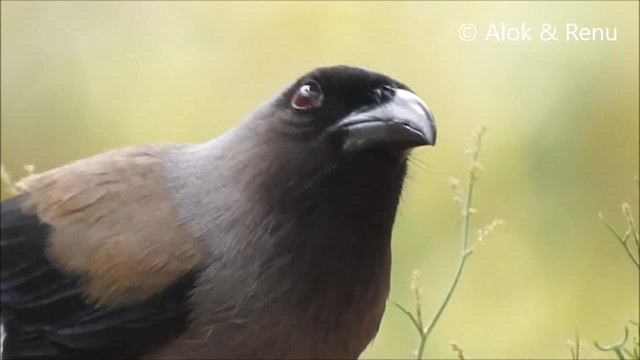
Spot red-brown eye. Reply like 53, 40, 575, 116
291, 80, 323, 110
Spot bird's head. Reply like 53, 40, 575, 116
186, 65, 437, 237
247, 65, 436, 166
219, 65, 437, 219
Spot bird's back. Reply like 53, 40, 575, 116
0, 145, 202, 359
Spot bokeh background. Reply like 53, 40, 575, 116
1, 1, 638, 359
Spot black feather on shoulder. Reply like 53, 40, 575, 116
1, 194, 197, 359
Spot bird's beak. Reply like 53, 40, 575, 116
332, 88, 436, 153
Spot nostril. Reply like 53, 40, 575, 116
372, 88, 383, 102
372, 86, 396, 102
381, 85, 396, 98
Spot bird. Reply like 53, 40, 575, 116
0, 65, 436, 359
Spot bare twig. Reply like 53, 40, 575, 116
422, 126, 493, 347
568, 331, 580, 360
622, 203, 639, 248
594, 327, 629, 360
394, 125, 503, 359
449, 341, 466, 360
599, 212, 639, 268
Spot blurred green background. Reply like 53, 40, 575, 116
1, 1, 638, 358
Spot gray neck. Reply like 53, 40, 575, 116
163, 118, 406, 313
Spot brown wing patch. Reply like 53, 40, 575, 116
20, 145, 204, 307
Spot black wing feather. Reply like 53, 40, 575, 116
1, 194, 196, 359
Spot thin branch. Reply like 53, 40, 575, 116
595, 326, 629, 360
622, 203, 639, 248
421, 126, 486, 352
599, 213, 640, 268
394, 125, 497, 360
449, 341, 466, 360
391, 301, 422, 335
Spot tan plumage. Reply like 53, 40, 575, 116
20, 145, 203, 307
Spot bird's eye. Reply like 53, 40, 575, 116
291, 80, 323, 110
